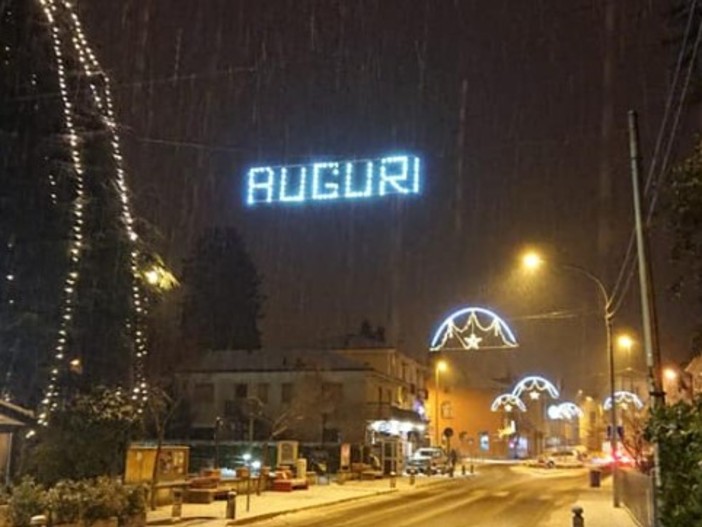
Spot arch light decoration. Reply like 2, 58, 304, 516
429, 307, 518, 352
491, 393, 527, 413
603, 391, 644, 411
512, 375, 560, 400
547, 402, 584, 420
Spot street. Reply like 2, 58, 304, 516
253, 465, 586, 527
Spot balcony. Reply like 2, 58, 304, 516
364, 402, 425, 423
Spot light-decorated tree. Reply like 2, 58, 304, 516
25, 387, 139, 485
0, 0, 69, 406
0, 4, 169, 490
0, 0, 153, 423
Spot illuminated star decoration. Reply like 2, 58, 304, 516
429, 307, 518, 352
490, 393, 527, 413
464, 333, 483, 350
35, 0, 150, 424
603, 391, 644, 411
511, 375, 560, 400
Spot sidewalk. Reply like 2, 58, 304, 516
147, 474, 459, 525
543, 475, 639, 527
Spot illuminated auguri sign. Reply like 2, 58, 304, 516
245, 154, 421, 206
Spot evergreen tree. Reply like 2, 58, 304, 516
1, 0, 145, 404
181, 227, 263, 351
0, 1, 68, 405
668, 141, 702, 336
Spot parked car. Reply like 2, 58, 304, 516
538, 448, 586, 468
407, 447, 449, 475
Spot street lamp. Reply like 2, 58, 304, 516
617, 334, 634, 352
521, 250, 620, 506
521, 251, 544, 271
434, 359, 448, 447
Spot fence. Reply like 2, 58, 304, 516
618, 468, 653, 527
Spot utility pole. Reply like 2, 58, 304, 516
628, 110, 664, 527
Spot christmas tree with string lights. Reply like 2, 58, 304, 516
0, 0, 69, 406
0, 0, 149, 420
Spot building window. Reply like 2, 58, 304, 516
193, 383, 214, 405
322, 382, 343, 402
281, 383, 293, 404
257, 383, 269, 404
441, 401, 453, 419
378, 387, 383, 403
235, 383, 248, 399
224, 400, 238, 417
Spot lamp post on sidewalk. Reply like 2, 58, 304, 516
434, 360, 448, 447
522, 252, 620, 506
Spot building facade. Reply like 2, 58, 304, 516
176, 346, 428, 456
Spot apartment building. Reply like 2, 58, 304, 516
176, 346, 428, 447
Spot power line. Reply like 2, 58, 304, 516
609, 0, 701, 314
9, 66, 255, 103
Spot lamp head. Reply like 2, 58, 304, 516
522, 251, 544, 271
617, 334, 634, 350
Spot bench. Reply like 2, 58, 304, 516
185, 488, 218, 504
351, 463, 383, 480
271, 470, 309, 492
271, 478, 308, 492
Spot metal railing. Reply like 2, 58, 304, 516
618, 468, 654, 527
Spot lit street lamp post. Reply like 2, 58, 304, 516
434, 360, 448, 447
522, 252, 620, 507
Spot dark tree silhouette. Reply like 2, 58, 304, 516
181, 227, 263, 351
0, 1, 70, 405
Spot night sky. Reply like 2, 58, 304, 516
76, 0, 697, 396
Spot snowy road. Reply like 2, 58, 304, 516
253, 465, 587, 527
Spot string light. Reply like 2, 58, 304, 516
36, 0, 149, 424
490, 393, 527, 413
311, 162, 341, 200
603, 391, 644, 411
511, 375, 560, 400
429, 307, 519, 352
246, 154, 422, 205
547, 402, 584, 420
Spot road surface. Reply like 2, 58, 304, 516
253, 465, 586, 527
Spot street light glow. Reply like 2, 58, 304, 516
436, 360, 448, 373
145, 269, 159, 285
617, 334, 634, 350
663, 368, 678, 382
521, 251, 543, 271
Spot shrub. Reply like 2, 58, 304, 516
8, 478, 46, 527
46, 480, 84, 525
81, 478, 127, 523
646, 398, 702, 527
122, 485, 147, 519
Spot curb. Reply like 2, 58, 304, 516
147, 477, 462, 526
226, 488, 399, 525
228, 476, 462, 525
